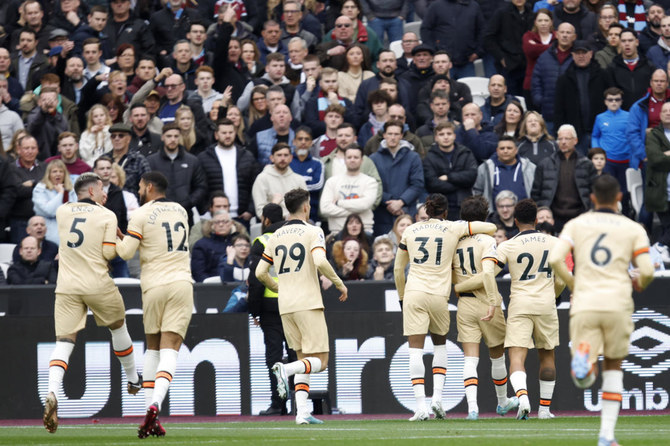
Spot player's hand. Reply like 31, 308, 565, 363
481, 305, 495, 321
632, 276, 643, 293
116, 227, 125, 239
337, 283, 348, 302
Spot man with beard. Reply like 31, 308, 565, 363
128, 104, 162, 158
639, 4, 665, 54
289, 126, 324, 222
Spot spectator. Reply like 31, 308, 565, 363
317, 16, 371, 71
79, 104, 113, 166
81, 38, 110, 82
9, 1, 53, 54
645, 101, 670, 260
531, 124, 597, 231
6, 236, 57, 285
456, 103, 499, 163
26, 87, 69, 160
358, 90, 391, 147
415, 204, 429, 222
105, 122, 151, 197
364, 237, 395, 280
71, 6, 111, 58
21, 73, 80, 137
289, 126, 324, 221
522, 9, 556, 103
256, 20, 288, 65
474, 135, 537, 212
320, 144, 378, 233
225, 105, 248, 147
186, 21, 210, 67
110, 162, 140, 222
93, 155, 128, 232
128, 103, 163, 158
147, 123, 208, 226
588, 4, 618, 51
587, 147, 607, 175
126, 56, 157, 96
194, 66, 224, 114
8, 135, 43, 243
325, 213, 374, 258
337, 43, 375, 103
416, 54, 473, 126
330, 238, 369, 281
647, 16, 670, 70
381, 213, 413, 252
219, 233, 252, 282
552, 0, 597, 39
400, 44, 435, 116
481, 75, 516, 127
175, 105, 208, 155
366, 103, 425, 158
554, 40, 608, 154
237, 52, 295, 113
0, 79, 24, 149
423, 121, 478, 220
323, 0, 383, 64
104, 0, 155, 59
241, 40, 264, 79
11, 28, 48, 91
488, 190, 519, 240
45, 132, 92, 178
150, 0, 202, 57
304, 67, 354, 136
191, 210, 236, 282
280, 1, 318, 51
420, 0, 485, 79
639, 3, 666, 54
245, 85, 270, 129
153, 74, 208, 138
493, 101, 524, 139
607, 29, 655, 110
416, 90, 453, 149
248, 104, 295, 166
517, 111, 557, 166
251, 142, 307, 218
211, 11, 250, 104
11, 215, 58, 263
595, 22, 623, 69
0, 48, 23, 111
370, 120, 425, 235
311, 104, 344, 158
32, 159, 77, 244
396, 32, 420, 76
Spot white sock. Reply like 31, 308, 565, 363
510, 371, 530, 409
110, 323, 138, 384
409, 348, 426, 411
152, 349, 179, 411
285, 357, 323, 377
463, 356, 479, 413
48, 341, 75, 397
538, 380, 556, 413
432, 344, 448, 403
490, 354, 509, 406
143, 349, 160, 409
600, 370, 623, 441
294, 374, 310, 417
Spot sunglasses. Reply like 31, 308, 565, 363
110, 133, 128, 139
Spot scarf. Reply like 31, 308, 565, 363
618, 0, 646, 32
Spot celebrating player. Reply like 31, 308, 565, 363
255, 188, 348, 425
483, 199, 565, 420
549, 175, 654, 446
44, 173, 140, 434
451, 196, 519, 420
393, 193, 496, 421
116, 172, 194, 438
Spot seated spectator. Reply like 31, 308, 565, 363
588, 147, 606, 175
330, 237, 369, 281
7, 236, 58, 285
365, 237, 395, 280
516, 111, 557, 166
191, 210, 237, 282
493, 101, 524, 139
489, 190, 520, 240
45, 132, 92, 179
358, 90, 391, 148
325, 213, 374, 257
11, 215, 58, 264
32, 159, 77, 244
79, 104, 113, 166
218, 233, 252, 282
493, 225, 508, 246
381, 213, 413, 252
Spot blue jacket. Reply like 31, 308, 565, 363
626, 92, 650, 170
254, 127, 295, 166
591, 108, 630, 162
290, 154, 324, 221
481, 94, 515, 127
646, 41, 670, 70
352, 74, 412, 128
455, 122, 499, 163
256, 38, 288, 65
531, 43, 573, 122
370, 141, 425, 235
32, 183, 77, 245
191, 233, 233, 282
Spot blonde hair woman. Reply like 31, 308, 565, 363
79, 104, 113, 166
175, 105, 207, 154
32, 159, 77, 244
226, 105, 247, 146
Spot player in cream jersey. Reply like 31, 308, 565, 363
450, 196, 518, 420
483, 199, 565, 421
44, 173, 139, 434
394, 193, 496, 421
116, 172, 193, 438
549, 175, 654, 446
256, 188, 348, 425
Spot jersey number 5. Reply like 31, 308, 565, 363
67, 217, 86, 248
162, 222, 188, 252
413, 237, 444, 265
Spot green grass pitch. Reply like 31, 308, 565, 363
2, 416, 670, 445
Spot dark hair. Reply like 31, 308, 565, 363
271, 142, 292, 155
19, 28, 37, 39
497, 134, 517, 147
587, 147, 606, 159
116, 43, 135, 58
460, 195, 489, 222
266, 52, 285, 64
342, 43, 371, 71
93, 155, 113, 169
494, 101, 524, 138
189, 20, 206, 32
90, 5, 108, 14
137, 55, 157, 66
608, 22, 624, 32
266, 84, 285, 97
383, 119, 404, 133
216, 118, 235, 130
341, 213, 371, 253
337, 122, 356, 133
367, 89, 393, 107
284, 188, 310, 214
232, 233, 251, 245
344, 143, 363, 155
603, 87, 623, 97
620, 29, 637, 40
141, 171, 168, 194
592, 174, 620, 204
162, 122, 181, 134
74, 172, 102, 194
514, 199, 537, 225
295, 125, 313, 137
424, 193, 448, 218
82, 37, 101, 49
208, 190, 229, 208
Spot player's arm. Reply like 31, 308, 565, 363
454, 273, 484, 293
468, 221, 497, 236
255, 256, 279, 293
312, 247, 348, 301
393, 244, 409, 300
102, 213, 118, 260
548, 239, 574, 290
632, 247, 655, 292
482, 257, 503, 305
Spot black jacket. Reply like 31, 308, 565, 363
103, 15, 156, 58
147, 147, 208, 225
554, 61, 608, 140
483, 1, 534, 72
247, 220, 285, 317
197, 145, 259, 216
105, 183, 128, 233
10, 161, 45, 221
606, 54, 655, 111
130, 129, 163, 158
0, 157, 16, 236
7, 258, 57, 285
552, 3, 597, 40
531, 150, 597, 211
416, 77, 472, 128
422, 143, 478, 208
400, 64, 435, 115
149, 6, 202, 56
212, 22, 251, 103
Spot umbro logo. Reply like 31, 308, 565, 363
621, 309, 670, 378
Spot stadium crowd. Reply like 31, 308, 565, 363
2, 0, 670, 285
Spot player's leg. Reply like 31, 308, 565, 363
488, 344, 518, 416
407, 334, 429, 421
292, 350, 328, 425
537, 348, 556, 419
143, 333, 161, 411
260, 315, 289, 415
599, 358, 624, 446
461, 342, 480, 420
44, 333, 76, 433
429, 332, 448, 419
508, 346, 530, 419
108, 318, 141, 393
569, 313, 599, 389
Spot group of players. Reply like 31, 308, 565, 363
42, 172, 653, 446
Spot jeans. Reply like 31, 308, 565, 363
368, 17, 404, 44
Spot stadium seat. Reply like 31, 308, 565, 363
389, 40, 403, 59
458, 76, 490, 107
515, 95, 527, 111
113, 277, 141, 285
249, 222, 262, 241
0, 262, 8, 279
203, 276, 222, 284
0, 243, 16, 264
626, 168, 643, 216
403, 21, 422, 36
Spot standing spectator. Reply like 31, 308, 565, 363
0, 80, 24, 149
531, 124, 597, 231
211, 10, 252, 104
370, 120, 425, 235
11, 28, 48, 91
532, 22, 577, 132
311, 104, 344, 158
218, 234, 252, 282
365, 103, 425, 158
241, 40, 264, 78
587, 147, 607, 175
552, 0, 597, 39
248, 104, 295, 166
26, 87, 69, 160
45, 132, 92, 178
483, 0, 535, 96
317, 16, 371, 71
168, 40, 197, 90
595, 23, 623, 69
32, 159, 77, 244
639, 3, 666, 54
11, 216, 58, 263
416, 90, 453, 149
280, 1, 318, 51
104, 0, 155, 59
6, 236, 57, 285
147, 123, 208, 226
189, 191, 244, 248
474, 136, 536, 212
323, 0, 383, 64
337, 44, 375, 103
517, 111, 557, 166
236, 53, 295, 113
128, 103, 162, 158
423, 121, 477, 220
588, 4, 618, 51
456, 103, 499, 163
554, 40, 608, 155
150, 0, 202, 57
194, 66, 224, 114
8, 135, 43, 243
400, 44, 435, 115
0, 48, 23, 111
416, 52, 473, 124
105, 122, 151, 197
359, 0, 407, 44
606, 29, 655, 110
155, 74, 209, 138
191, 210, 236, 282
304, 67, 354, 136
481, 75, 515, 127
71, 6, 112, 58
358, 90, 391, 147
79, 104, 113, 167
644, 101, 670, 259
494, 101, 524, 139
9, 1, 53, 54
522, 9, 556, 105
256, 20, 289, 65
175, 105, 209, 155
396, 32, 420, 76
420, 0, 485, 79
647, 16, 670, 70
290, 126, 324, 221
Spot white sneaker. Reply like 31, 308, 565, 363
408, 409, 429, 421
431, 401, 445, 419
271, 362, 288, 400
516, 401, 530, 420
496, 396, 519, 416
538, 410, 555, 419
653, 242, 670, 263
